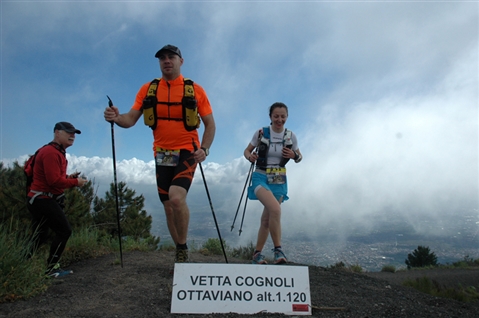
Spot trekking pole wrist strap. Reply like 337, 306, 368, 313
294, 151, 302, 163
201, 147, 209, 156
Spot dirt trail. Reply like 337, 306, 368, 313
1, 250, 478, 317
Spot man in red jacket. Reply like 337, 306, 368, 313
27, 122, 88, 277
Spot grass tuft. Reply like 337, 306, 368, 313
200, 238, 230, 256
403, 276, 479, 303
230, 241, 255, 260
0, 222, 162, 303
328, 261, 363, 273
0, 221, 50, 303
381, 265, 396, 273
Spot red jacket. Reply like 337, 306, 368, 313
27, 143, 78, 197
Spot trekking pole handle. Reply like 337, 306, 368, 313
192, 140, 200, 159
106, 95, 115, 125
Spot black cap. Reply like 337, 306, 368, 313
54, 122, 81, 134
155, 44, 182, 58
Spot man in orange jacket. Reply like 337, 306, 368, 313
104, 45, 215, 263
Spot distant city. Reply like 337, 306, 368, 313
152, 207, 478, 272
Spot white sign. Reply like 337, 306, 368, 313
171, 263, 311, 315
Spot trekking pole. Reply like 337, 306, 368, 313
193, 140, 228, 263
231, 162, 254, 232
238, 164, 254, 236
107, 95, 123, 268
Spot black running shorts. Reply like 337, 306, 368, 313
155, 149, 197, 202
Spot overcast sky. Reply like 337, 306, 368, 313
1, 1, 478, 247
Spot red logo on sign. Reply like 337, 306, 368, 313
292, 304, 309, 312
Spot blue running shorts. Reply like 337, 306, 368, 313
247, 170, 289, 202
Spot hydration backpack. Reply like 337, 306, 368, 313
24, 142, 63, 196
141, 78, 200, 131
256, 127, 293, 169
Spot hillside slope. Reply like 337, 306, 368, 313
1, 250, 478, 317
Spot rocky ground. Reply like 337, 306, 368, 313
1, 250, 478, 317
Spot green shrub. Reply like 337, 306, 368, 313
0, 224, 163, 302
200, 238, 229, 256
327, 261, 362, 272
403, 276, 479, 303
230, 242, 255, 260
404, 276, 435, 293
349, 264, 363, 273
158, 241, 176, 251
122, 235, 160, 252
381, 265, 396, 273
61, 227, 113, 265
405, 245, 438, 269
329, 261, 346, 269
0, 221, 49, 303
452, 255, 479, 268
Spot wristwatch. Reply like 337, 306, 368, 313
201, 147, 209, 156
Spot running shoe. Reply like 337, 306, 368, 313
48, 268, 73, 278
273, 248, 287, 264
175, 248, 189, 263
252, 252, 267, 264
45, 264, 73, 278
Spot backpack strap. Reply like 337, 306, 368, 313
142, 78, 160, 129
256, 127, 270, 169
25, 142, 64, 199
182, 78, 200, 131
184, 78, 195, 98
279, 129, 293, 167
256, 127, 294, 168
147, 78, 160, 96
141, 78, 200, 130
